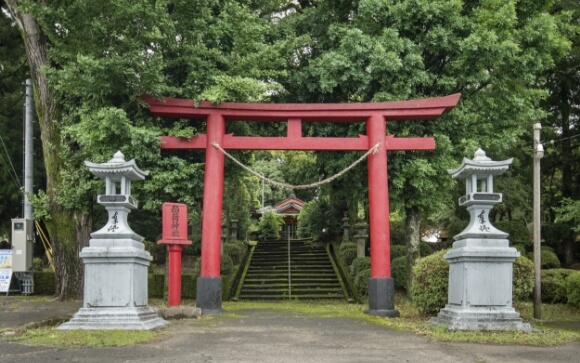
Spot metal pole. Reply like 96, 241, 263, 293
533, 123, 543, 319
24, 79, 34, 220
287, 227, 291, 300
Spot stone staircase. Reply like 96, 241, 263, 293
238, 239, 346, 300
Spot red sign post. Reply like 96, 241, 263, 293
157, 203, 191, 307
145, 93, 460, 315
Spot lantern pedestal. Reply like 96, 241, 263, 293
434, 238, 530, 331
432, 149, 530, 331
59, 151, 167, 330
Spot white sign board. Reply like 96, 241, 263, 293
0, 250, 13, 293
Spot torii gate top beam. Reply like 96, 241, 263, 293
143, 93, 460, 122
143, 94, 460, 151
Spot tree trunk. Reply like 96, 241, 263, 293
6, 0, 89, 300
405, 206, 422, 267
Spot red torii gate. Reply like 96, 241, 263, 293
144, 93, 460, 316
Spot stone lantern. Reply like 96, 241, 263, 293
433, 148, 530, 331
59, 151, 167, 330
341, 213, 350, 242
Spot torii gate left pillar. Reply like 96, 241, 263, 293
144, 94, 460, 315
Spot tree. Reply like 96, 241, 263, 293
539, 0, 580, 264
258, 210, 284, 241
269, 0, 571, 268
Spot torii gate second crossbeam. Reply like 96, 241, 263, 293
144, 93, 461, 316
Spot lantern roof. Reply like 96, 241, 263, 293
448, 148, 512, 179
84, 151, 149, 181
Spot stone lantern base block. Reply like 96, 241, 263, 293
58, 241, 167, 330
435, 238, 530, 331
57, 306, 168, 330
365, 277, 400, 317
196, 276, 223, 314
433, 306, 531, 331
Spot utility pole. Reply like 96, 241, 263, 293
24, 79, 34, 220
533, 123, 543, 319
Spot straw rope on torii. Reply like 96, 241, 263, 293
211, 140, 381, 190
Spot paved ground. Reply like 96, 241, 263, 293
1, 296, 580, 363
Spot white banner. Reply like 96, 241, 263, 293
0, 250, 13, 293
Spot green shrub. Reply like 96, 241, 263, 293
183, 237, 201, 256
258, 210, 285, 241
349, 257, 371, 277
513, 256, 534, 301
391, 245, 406, 260
354, 268, 371, 296
391, 256, 410, 291
495, 220, 531, 247
541, 269, 576, 304
224, 241, 245, 265
221, 255, 234, 277
513, 244, 526, 256
420, 242, 434, 257
410, 249, 450, 314
339, 242, 358, 266
527, 249, 561, 269
144, 240, 166, 264
192, 258, 201, 278
566, 272, 580, 308
33, 257, 44, 272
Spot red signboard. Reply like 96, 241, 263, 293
158, 203, 191, 245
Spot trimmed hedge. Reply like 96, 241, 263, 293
224, 241, 245, 265
419, 242, 434, 257
410, 249, 450, 313
339, 242, 358, 266
220, 255, 234, 277
391, 245, 407, 260
349, 257, 370, 277
512, 256, 535, 301
354, 268, 371, 296
527, 249, 561, 269
566, 272, 580, 308
28, 271, 235, 301
391, 256, 410, 291
541, 269, 576, 304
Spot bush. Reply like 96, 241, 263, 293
495, 220, 532, 247
354, 268, 371, 296
420, 242, 434, 257
541, 269, 576, 304
221, 255, 234, 277
224, 241, 245, 265
33, 257, 44, 272
513, 244, 526, 256
339, 242, 358, 266
144, 240, 166, 264
391, 256, 410, 291
513, 256, 534, 301
566, 272, 580, 308
410, 249, 450, 314
391, 245, 406, 260
349, 257, 370, 277
183, 237, 201, 256
258, 210, 284, 241
527, 249, 561, 269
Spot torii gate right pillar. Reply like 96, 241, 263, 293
366, 114, 399, 317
